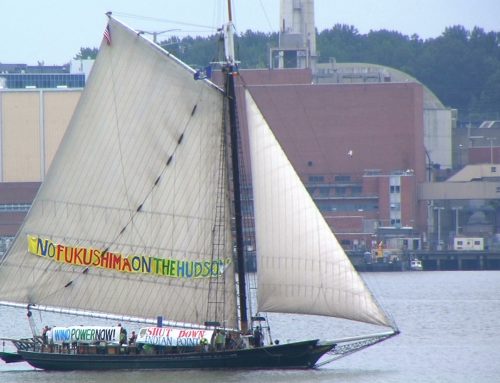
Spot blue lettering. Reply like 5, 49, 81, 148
131, 256, 141, 272
141, 256, 151, 273
37, 238, 48, 256
54, 329, 71, 342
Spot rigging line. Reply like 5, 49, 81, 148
233, 73, 259, 316
231, 75, 260, 321
257, 0, 275, 32
290, 85, 333, 181
206, 103, 228, 324
226, 0, 273, 36
112, 12, 215, 31
361, 272, 399, 330
92, 85, 208, 261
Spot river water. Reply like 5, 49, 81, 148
1, 270, 499, 382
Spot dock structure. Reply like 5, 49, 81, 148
416, 250, 500, 271
348, 250, 500, 271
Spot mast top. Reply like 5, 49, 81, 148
227, 0, 233, 22
223, 0, 236, 66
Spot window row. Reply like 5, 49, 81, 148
0, 74, 85, 89
0, 203, 31, 212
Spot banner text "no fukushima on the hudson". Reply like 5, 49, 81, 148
27, 235, 230, 279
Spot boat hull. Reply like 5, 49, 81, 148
0, 351, 25, 363
17, 339, 334, 371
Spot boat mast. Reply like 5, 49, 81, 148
224, 0, 248, 333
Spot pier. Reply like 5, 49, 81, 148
415, 250, 500, 271
348, 250, 500, 271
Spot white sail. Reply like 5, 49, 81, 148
0, 18, 237, 328
245, 90, 393, 328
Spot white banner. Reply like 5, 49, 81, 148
50, 326, 122, 344
137, 327, 214, 347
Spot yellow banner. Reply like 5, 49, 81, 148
27, 235, 230, 279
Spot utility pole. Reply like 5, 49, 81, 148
452, 207, 462, 235
434, 207, 445, 250
486, 137, 496, 164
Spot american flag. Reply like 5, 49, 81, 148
103, 24, 111, 45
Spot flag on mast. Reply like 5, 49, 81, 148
103, 25, 112, 45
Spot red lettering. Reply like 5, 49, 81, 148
80, 248, 92, 266
73, 247, 84, 265
64, 245, 73, 263
100, 251, 109, 268
111, 253, 121, 269
178, 330, 204, 338
56, 244, 64, 261
122, 258, 132, 272
166, 328, 172, 337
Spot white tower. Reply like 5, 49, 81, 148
271, 0, 317, 71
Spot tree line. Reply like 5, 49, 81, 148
76, 24, 500, 124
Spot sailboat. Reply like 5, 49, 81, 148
0, 8, 398, 371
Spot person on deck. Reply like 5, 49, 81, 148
200, 337, 209, 352
128, 331, 137, 344
41, 325, 50, 344
118, 324, 127, 346
226, 333, 238, 349
214, 330, 225, 351
253, 326, 263, 347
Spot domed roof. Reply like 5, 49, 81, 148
467, 211, 489, 225
315, 62, 445, 109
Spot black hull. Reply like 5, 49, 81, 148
0, 351, 25, 363
18, 339, 334, 371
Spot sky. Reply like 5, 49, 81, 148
1, 0, 499, 65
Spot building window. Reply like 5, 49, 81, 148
308, 175, 324, 183
390, 185, 400, 193
335, 187, 346, 196
351, 186, 362, 195
390, 203, 401, 210
335, 175, 351, 182
319, 187, 330, 196
340, 239, 352, 247
0, 203, 31, 212
492, 166, 497, 173
2, 73, 85, 89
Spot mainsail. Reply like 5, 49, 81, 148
245, 90, 393, 328
0, 18, 237, 328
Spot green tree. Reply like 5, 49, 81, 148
317, 24, 362, 62
74, 47, 99, 60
